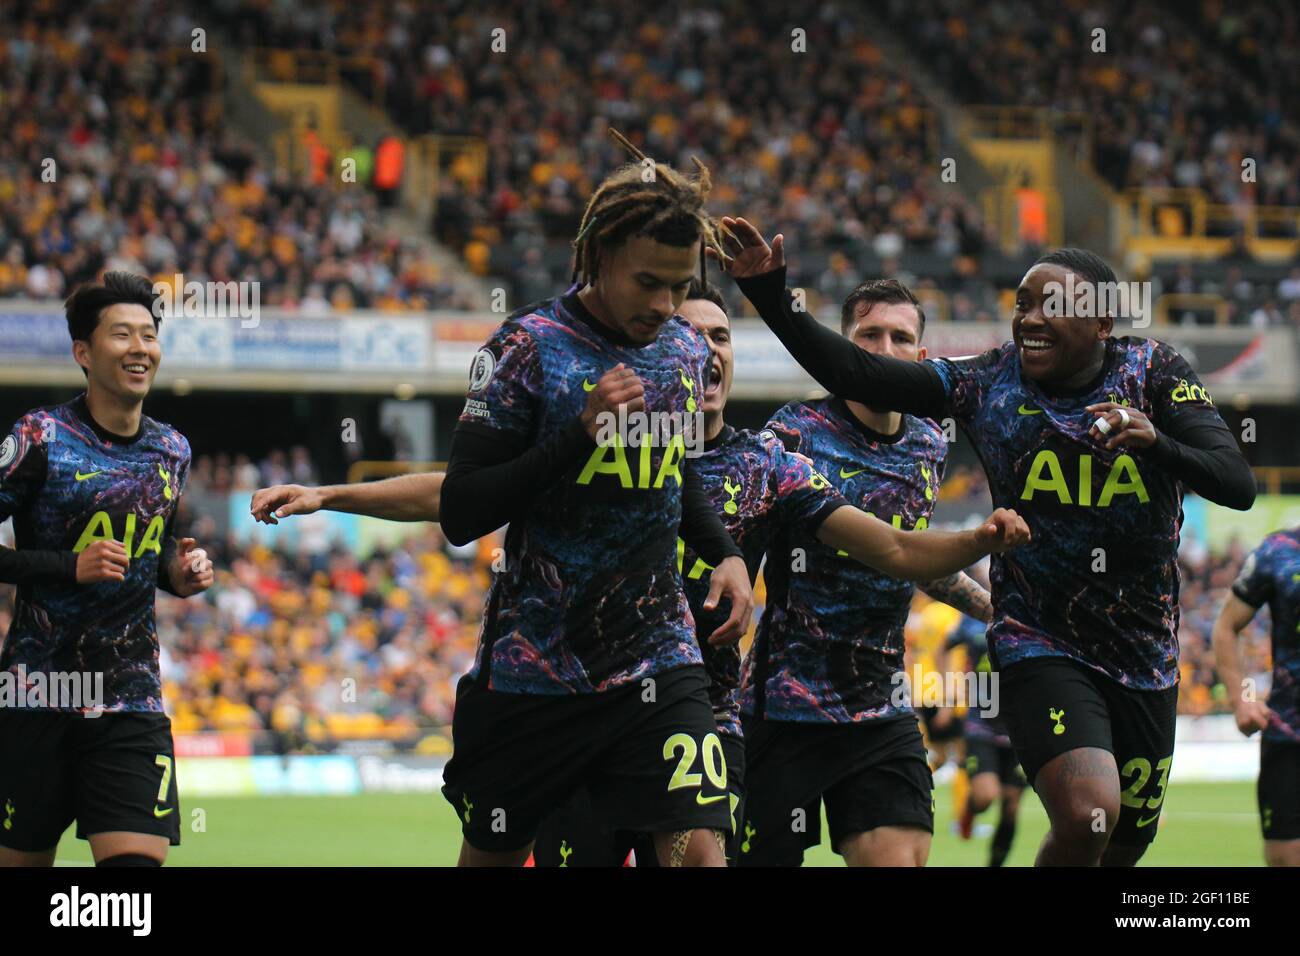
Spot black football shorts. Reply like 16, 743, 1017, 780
442, 664, 731, 853
0, 709, 181, 852
736, 713, 933, 867
999, 656, 1177, 847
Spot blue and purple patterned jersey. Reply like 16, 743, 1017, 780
1231, 529, 1300, 743
457, 292, 711, 695
0, 395, 189, 712
742, 398, 947, 723
932, 336, 1221, 691
677, 425, 846, 738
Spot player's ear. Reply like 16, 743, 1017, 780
918, 345, 928, 361
71, 339, 90, 376
1096, 313, 1114, 340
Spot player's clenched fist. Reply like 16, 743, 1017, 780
168, 537, 214, 597
250, 484, 325, 525
973, 508, 1031, 553
579, 362, 646, 441
75, 539, 129, 584
1233, 699, 1272, 738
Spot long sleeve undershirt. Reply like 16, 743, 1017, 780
736, 267, 1256, 511
440, 421, 742, 564
0, 546, 76, 585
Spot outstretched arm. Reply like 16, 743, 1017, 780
815, 506, 1029, 582
252, 472, 446, 525
716, 217, 950, 419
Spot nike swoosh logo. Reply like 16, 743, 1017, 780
153, 805, 174, 819
696, 793, 728, 806
1135, 813, 1159, 828
839, 468, 866, 479
582, 378, 596, 392
75, 470, 102, 481
1017, 404, 1042, 415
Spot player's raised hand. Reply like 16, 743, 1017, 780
973, 508, 1031, 553
250, 484, 325, 525
168, 537, 214, 597
579, 362, 646, 441
1086, 402, 1157, 450
76, 539, 129, 584
702, 555, 755, 647
709, 216, 785, 279
1233, 699, 1272, 737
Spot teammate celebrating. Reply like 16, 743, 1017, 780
1213, 527, 1300, 866
718, 219, 1255, 865
0, 272, 213, 867
738, 279, 991, 868
436, 133, 754, 867
532, 280, 1029, 866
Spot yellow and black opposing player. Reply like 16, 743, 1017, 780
0, 273, 213, 867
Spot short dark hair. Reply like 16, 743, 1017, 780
840, 278, 925, 340
1032, 248, 1117, 287
685, 277, 728, 314
65, 271, 160, 343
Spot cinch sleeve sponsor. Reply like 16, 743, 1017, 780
1148, 340, 1218, 426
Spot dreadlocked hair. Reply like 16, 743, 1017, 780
570, 128, 724, 286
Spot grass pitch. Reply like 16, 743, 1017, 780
53, 781, 1264, 866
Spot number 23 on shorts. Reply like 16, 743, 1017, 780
1120, 755, 1171, 828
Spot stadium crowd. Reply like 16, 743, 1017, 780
206, 0, 1298, 325
208, 0, 1004, 317
881, 0, 1300, 209
150, 525, 487, 747
187, 447, 318, 495
5, 0, 1295, 325
0, 0, 469, 310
